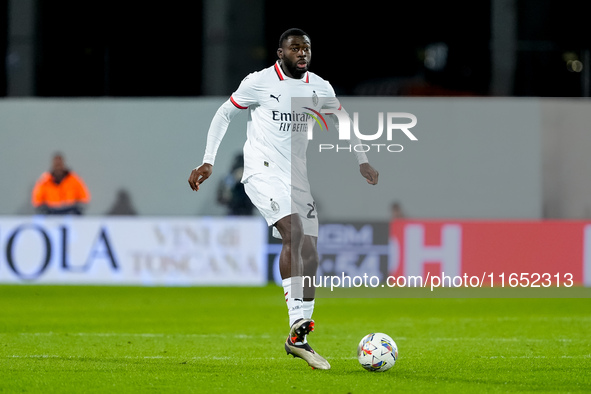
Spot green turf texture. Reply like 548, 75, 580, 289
1, 285, 590, 393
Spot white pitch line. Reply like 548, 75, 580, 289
5, 354, 589, 361
4, 355, 359, 361
421, 337, 574, 342
5, 333, 585, 343
487, 355, 591, 359
12, 332, 272, 339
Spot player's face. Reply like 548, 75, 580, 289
277, 35, 311, 79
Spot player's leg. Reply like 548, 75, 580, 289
243, 176, 309, 328
302, 235, 318, 319
281, 197, 329, 369
274, 214, 308, 329
244, 176, 328, 369
275, 215, 318, 349
274, 213, 304, 280
276, 215, 323, 363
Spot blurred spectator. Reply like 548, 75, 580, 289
31, 153, 91, 215
107, 189, 137, 215
390, 201, 405, 220
216, 153, 253, 216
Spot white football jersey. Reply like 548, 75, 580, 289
202, 61, 367, 192
229, 61, 340, 190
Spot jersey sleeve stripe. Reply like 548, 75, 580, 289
230, 96, 248, 109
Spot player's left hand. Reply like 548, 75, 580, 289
360, 163, 379, 185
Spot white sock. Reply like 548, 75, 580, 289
282, 277, 304, 328
303, 300, 315, 319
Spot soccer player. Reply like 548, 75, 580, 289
188, 28, 379, 370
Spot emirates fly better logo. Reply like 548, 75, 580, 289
306, 108, 418, 153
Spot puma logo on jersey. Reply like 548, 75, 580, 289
270, 94, 281, 102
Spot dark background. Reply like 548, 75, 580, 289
0, 0, 588, 97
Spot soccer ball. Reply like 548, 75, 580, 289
357, 332, 398, 372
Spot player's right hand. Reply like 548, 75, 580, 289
188, 163, 213, 191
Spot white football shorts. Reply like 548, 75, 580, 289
243, 174, 318, 238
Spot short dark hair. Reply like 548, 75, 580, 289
278, 28, 310, 47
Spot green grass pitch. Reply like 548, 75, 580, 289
1, 285, 590, 393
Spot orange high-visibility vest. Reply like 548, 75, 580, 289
31, 171, 91, 209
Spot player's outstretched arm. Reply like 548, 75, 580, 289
188, 97, 244, 192
188, 163, 213, 191
360, 162, 379, 185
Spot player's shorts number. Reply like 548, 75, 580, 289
306, 202, 316, 219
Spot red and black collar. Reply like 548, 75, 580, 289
274, 61, 309, 83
